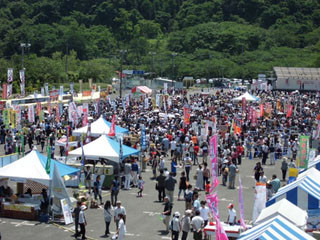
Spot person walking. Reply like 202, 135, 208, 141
110, 176, 120, 206
93, 175, 103, 205
178, 171, 187, 201
164, 172, 177, 203
131, 160, 139, 187
78, 205, 87, 240
184, 153, 192, 181
227, 203, 237, 225
104, 200, 113, 237
162, 196, 172, 232
116, 213, 126, 240
180, 210, 192, 240
281, 157, 288, 181
171, 212, 181, 240
84, 166, 92, 194
191, 210, 204, 240
114, 201, 126, 230
185, 184, 193, 210
228, 160, 238, 189
195, 165, 204, 191
156, 169, 166, 202
73, 201, 81, 238
124, 160, 132, 190
137, 175, 144, 197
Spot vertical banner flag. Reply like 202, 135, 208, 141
45, 146, 51, 174
36, 102, 42, 116
44, 83, 49, 96
252, 109, 257, 127
70, 82, 74, 95
164, 83, 168, 94
156, 94, 161, 107
168, 98, 172, 109
108, 115, 116, 137
28, 105, 35, 123
242, 97, 246, 112
238, 176, 247, 229
82, 103, 88, 126
248, 107, 253, 122
287, 104, 293, 118
125, 94, 130, 107
80, 134, 85, 166
7, 68, 13, 98
141, 126, 146, 150
205, 194, 228, 240
183, 105, 190, 125
122, 99, 126, 112
55, 105, 60, 122
252, 182, 266, 223
259, 104, 264, 118
59, 85, 63, 101
19, 69, 25, 97
2, 83, 7, 99
297, 135, 310, 169
209, 135, 219, 192
144, 97, 149, 110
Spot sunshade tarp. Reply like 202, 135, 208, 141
131, 86, 152, 94
72, 116, 129, 136
239, 216, 315, 240
68, 135, 140, 162
0, 150, 79, 185
232, 92, 260, 101
255, 199, 307, 228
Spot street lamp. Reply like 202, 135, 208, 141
119, 49, 127, 98
20, 43, 31, 69
171, 52, 177, 88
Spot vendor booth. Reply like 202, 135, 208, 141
204, 222, 247, 239
232, 92, 260, 102
255, 199, 307, 229
131, 86, 152, 95
72, 116, 129, 137
0, 150, 79, 221
68, 135, 140, 163
238, 216, 315, 240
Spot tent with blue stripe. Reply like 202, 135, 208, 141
300, 154, 320, 174
238, 216, 315, 240
72, 115, 129, 137
68, 135, 140, 163
266, 170, 320, 210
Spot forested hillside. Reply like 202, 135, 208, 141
1, 0, 320, 91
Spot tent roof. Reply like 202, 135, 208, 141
0, 150, 79, 185
268, 174, 320, 203
298, 167, 320, 179
131, 86, 152, 94
68, 135, 139, 162
72, 116, 129, 136
232, 92, 260, 101
255, 199, 307, 228
239, 216, 315, 240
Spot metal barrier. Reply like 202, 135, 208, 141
0, 153, 19, 168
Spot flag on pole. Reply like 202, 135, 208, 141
209, 135, 219, 193
65, 126, 70, 156
45, 146, 52, 174
259, 104, 264, 118
19, 69, 25, 97
108, 115, 116, 137
80, 134, 85, 166
85, 122, 91, 143
238, 176, 247, 230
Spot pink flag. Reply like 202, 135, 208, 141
215, 216, 229, 240
259, 104, 264, 118
252, 109, 257, 127
287, 104, 293, 118
238, 176, 247, 230
108, 115, 116, 137
209, 135, 219, 193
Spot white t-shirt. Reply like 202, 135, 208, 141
191, 216, 204, 231
114, 206, 126, 220
200, 206, 210, 221
228, 208, 237, 224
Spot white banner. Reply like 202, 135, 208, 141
156, 94, 161, 107
19, 69, 25, 97
164, 83, 168, 94
252, 183, 266, 223
144, 97, 149, 109
70, 82, 74, 94
7, 84, 12, 98
28, 105, 35, 123
7, 68, 13, 83
45, 83, 49, 96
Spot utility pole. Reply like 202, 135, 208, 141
119, 50, 127, 98
171, 52, 177, 89
20, 43, 31, 69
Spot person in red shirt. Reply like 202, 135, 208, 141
236, 143, 243, 165
193, 144, 200, 165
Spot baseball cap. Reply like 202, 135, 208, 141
227, 203, 234, 209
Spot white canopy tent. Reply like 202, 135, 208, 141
254, 199, 308, 229
72, 116, 129, 137
232, 92, 260, 102
0, 150, 79, 186
68, 135, 139, 163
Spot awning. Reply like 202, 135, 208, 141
131, 86, 152, 94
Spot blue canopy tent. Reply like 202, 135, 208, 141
266, 173, 320, 210
238, 216, 315, 240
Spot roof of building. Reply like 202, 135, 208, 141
273, 67, 320, 80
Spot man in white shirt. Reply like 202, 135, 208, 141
191, 210, 204, 240
170, 140, 177, 158
227, 203, 237, 225
199, 201, 211, 227
114, 201, 126, 230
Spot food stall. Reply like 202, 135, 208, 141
204, 222, 250, 240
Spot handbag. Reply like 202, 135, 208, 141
155, 183, 159, 190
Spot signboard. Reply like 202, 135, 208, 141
49, 89, 59, 99
82, 91, 92, 97
60, 198, 73, 225
297, 135, 310, 169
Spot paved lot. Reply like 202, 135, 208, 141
0, 148, 284, 240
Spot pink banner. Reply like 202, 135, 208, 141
206, 194, 228, 240
209, 135, 219, 193
28, 105, 35, 123
242, 97, 246, 112
259, 104, 264, 118
287, 104, 293, 118
252, 109, 257, 127
238, 176, 247, 230
55, 105, 60, 122
108, 115, 116, 137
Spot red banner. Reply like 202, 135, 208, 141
259, 104, 264, 118
49, 89, 59, 100
286, 104, 293, 118
55, 105, 60, 122
36, 102, 42, 116
242, 97, 246, 112
183, 106, 190, 125
2, 83, 7, 99
108, 115, 116, 137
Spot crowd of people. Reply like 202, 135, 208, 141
1, 86, 320, 239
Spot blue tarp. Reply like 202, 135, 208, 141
103, 118, 129, 134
